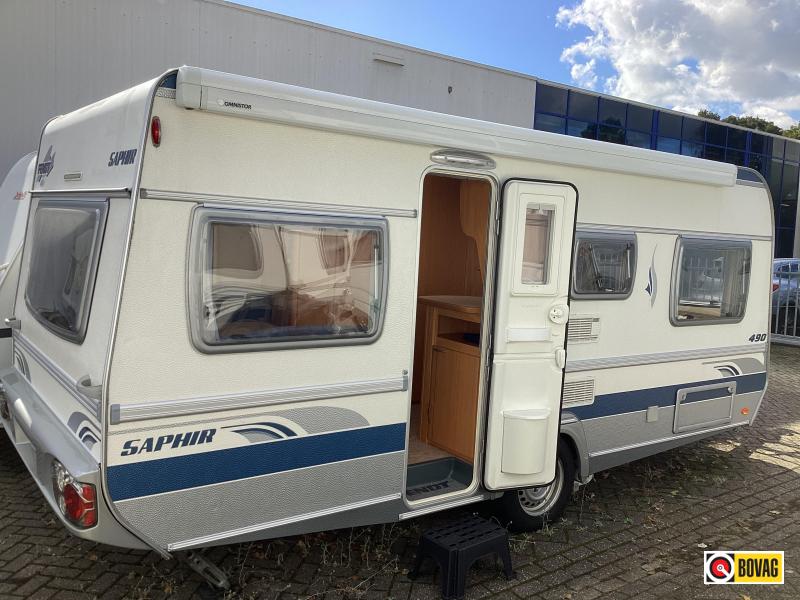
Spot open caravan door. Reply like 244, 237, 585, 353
484, 180, 576, 490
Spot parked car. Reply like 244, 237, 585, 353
772, 258, 800, 335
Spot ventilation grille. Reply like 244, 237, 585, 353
563, 379, 595, 407
567, 316, 600, 343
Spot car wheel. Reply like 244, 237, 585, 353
494, 437, 576, 532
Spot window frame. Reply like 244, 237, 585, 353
187, 206, 389, 354
571, 231, 637, 300
669, 236, 751, 327
24, 198, 109, 344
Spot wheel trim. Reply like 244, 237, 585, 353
516, 459, 564, 517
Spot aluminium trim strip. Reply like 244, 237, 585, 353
140, 188, 418, 218
110, 374, 409, 424
399, 493, 488, 520
12, 333, 100, 419
31, 188, 131, 198
736, 179, 767, 188
565, 343, 766, 373
167, 492, 402, 551
575, 222, 771, 242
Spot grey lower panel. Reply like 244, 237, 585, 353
581, 390, 762, 461
114, 451, 405, 550
181, 495, 408, 549
587, 425, 740, 474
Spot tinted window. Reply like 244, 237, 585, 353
727, 128, 747, 150
657, 137, 681, 154
776, 228, 794, 258
190, 210, 386, 351
627, 105, 653, 132
781, 163, 799, 227
706, 123, 727, 146
726, 149, 746, 166
534, 113, 566, 134
567, 119, 597, 139
673, 240, 750, 324
625, 130, 651, 148
535, 84, 568, 115
658, 112, 683, 138
25, 200, 108, 343
568, 91, 598, 121
750, 134, 766, 155
681, 142, 703, 158
772, 138, 786, 160
703, 145, 725, 161
599, 98, 626, 126
573, 234, 636, 297
786, 141, 800, 163
682, 118, 705, 143
598, 124, 625, 144
749, 154, 767, 175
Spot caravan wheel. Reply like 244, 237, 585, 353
495, 438, 575, 531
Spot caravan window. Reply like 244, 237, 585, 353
189, 209, 387, 352
573, 233, 636, 298
671, 239, 751, 325
25, 199, 108, 343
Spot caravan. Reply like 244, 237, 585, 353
0, 67, 772, 557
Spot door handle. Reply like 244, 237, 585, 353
4, 317, 21, 330
76, 376, 103, 402
555, 348, 566, 369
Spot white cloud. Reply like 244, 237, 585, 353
570, 58, 599, 89
557, 0, 800, 126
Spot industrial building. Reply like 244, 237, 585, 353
2, 0, 797, 255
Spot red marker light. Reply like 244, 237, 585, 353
741, 407, 750, 416
151, 116, 161, 147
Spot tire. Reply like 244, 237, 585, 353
494, 437, 576, 532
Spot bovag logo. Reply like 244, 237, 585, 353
704, 551, 784, 584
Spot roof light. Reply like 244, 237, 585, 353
151, 116, 161, 147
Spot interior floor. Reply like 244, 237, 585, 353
408, 404, 452, 464
405, 173, 491, 500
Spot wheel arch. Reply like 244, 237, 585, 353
559, 417, 591, 483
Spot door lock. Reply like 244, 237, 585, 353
548, 305, 569, 325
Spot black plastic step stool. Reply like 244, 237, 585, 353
408, 515, 515, 599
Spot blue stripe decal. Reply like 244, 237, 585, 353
108, 423, 406, 501
569, 372, 766, 420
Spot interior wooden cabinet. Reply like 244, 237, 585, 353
407, 173, 491, 492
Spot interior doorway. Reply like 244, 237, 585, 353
406, 172, 493, 502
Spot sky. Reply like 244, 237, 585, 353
239, 0, 800, 128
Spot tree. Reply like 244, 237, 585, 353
695, 110, 800, 140
697, 109, 720, 120
721, 115, 783, 135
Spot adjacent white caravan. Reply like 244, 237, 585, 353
0, 68, 772, 557
0, 152, 36, 370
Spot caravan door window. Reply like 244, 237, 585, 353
671, 239, 751, 324
189, 209, 387, 352
25, 199, 108, 343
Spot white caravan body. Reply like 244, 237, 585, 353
0, 68, 772, 553
0, 152, 36, 370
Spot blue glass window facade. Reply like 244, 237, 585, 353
533, 83, 800, 257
